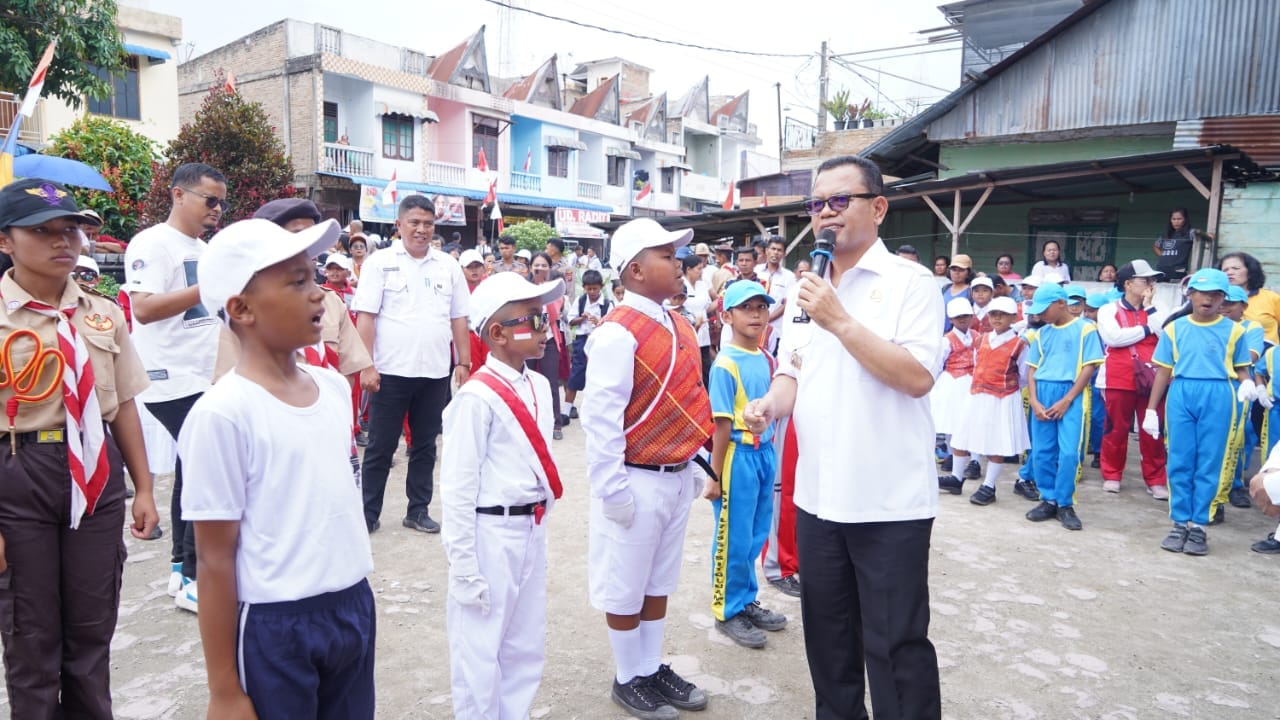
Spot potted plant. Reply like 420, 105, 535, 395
823, 87, 852, 129
861, 106, 893, 128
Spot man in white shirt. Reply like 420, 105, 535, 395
124, 162, 227, 612
352, 195, 471, 534
754, 236, 795, 356
746, 155, 943, 720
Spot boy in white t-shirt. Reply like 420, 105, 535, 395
177, 218, 375, 720
441, 272, 565, 719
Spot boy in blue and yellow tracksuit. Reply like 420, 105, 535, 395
1145, 269, 1253, 556
1024, 284, 1104, 531
704, 280, 787, 649
1219, 285, 1267, 516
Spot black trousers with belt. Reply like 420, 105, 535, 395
146, 392, 202, 579
796, 510, 941, 720
362, 374, 450, 524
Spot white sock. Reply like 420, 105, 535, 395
983, 461, 1002, 489
608, 627, 647, 684
638, 619, 664, 677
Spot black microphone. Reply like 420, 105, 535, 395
794, 228, 836, 324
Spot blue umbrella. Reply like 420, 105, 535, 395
13, 154, 113, 192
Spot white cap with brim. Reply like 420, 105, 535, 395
74, 255, 100, 274
970, 276, 994, 290
988, 296, 1018, 315
198, 218, 340, 324
516, 248, 533, 261
323, 253, 353, 271
609, 218, 693, 271
469, 272, 565, 333
946, 297, 974, 318
459, 249, 484, 267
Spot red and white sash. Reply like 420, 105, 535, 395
467, 369, 563, 507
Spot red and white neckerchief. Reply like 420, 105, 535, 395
23, 299, 109, 529
301, 341, 340, 371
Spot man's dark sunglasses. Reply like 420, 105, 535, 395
803, 193, 879, 216
74, 270, 100, 283
183, 187, 230, 212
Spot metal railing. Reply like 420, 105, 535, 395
0, 94, 45, 145
509, 171, 541, 193
577, 180, 603, 200
322, 142, 374, 177
427, 160, 467, 187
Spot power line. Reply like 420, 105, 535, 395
477, 0, 815, 58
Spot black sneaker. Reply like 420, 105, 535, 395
402, 512, 440, 533
366, 519, 381, 534
716, 613, 766, 648
1090, 453, 1101, 469
1058, 505, 1083, 531
963, 459, 982, 480
355, 430, 369, 447
650, 664, 708, 711
1013, 480, 1041, 501
570, 406, 580, 419
769, 575, 801, 598
1025, 501, 1058, 522
1161, 523, 1189, 553
741, 600, 787, 631
1251, 533, 1280, 554
938, 475, 964, 495
560, 414, 572, 427
1228, 486, 1252, 508
612, 675, 678, 720
1209, 505, 1225, 526
939, 456, 953, 472
553, 427, 564, 441
970, 485, 996, 506
1184, 526, 1209, 556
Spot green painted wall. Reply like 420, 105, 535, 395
938, 137, 1174, 179
1217, 182, 1280, 287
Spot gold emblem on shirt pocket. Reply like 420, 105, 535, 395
82, 331, 120, 392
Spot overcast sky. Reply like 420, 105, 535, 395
126, 0, 961, 159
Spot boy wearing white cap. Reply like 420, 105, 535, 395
322, 253, 356, 312
935, 297, 979, 491
441, 272, 565, 719
970, 275, 995, 333
583, 218, 715, 719
178, 219, 376, 719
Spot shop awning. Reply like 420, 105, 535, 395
376, 102, 440, 123
606, 146, 642, 161
545, 136, 588, 151
123, 43, 170, 63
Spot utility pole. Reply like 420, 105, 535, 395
775, 82, 784, 173
818, 41, 829, 132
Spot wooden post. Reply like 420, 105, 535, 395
1202, 158, 1224, 269
951, 189, 962, 257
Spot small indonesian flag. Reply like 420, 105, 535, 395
477, 147, 489, 173
18, 39, 57, 118
224, 71, 237, 94
491, 195, 504, 235
762, 191, 769, 208
380, 170, 398, 206
484, 178, 497, 206
635, 181, 652, 201
523, 146, 532, 173
722, 179, 735, 210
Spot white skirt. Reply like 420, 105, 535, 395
930, 373, 973, 434
950, 391, 1030, 457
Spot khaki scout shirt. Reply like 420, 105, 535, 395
0, 271, 149, 431
212, 288, 373, 380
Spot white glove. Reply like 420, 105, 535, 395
1237, 379, 1257, 404
1258, 389, 1275, 410
1141, 409, 1161, 439
601, 492, 636, 529
450, 575, 490, 615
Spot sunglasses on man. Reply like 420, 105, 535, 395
74, 270, 100, 283
182, 187, 231, 212
802, 192, 879, 216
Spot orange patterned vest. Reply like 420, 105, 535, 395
605, 306, 714, 465
971, 333, 1025, 398
943, 329, 976, 378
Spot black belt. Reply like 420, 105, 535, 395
475, 500, 546, 517
625, 461, 689, 473
0, 428, 66, 446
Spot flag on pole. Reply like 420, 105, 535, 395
523, 146, 532, 173
484, 178, 497, 206
224, 71, 237, 94
1, 38, 57, 187
477, 147, 489, 173
380, 170, 398, 206
722, 179, 735, 210
635, 182, 652, 201
762, 191, 769, 208
490, 195, 504, 236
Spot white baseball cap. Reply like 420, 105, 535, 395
1022, 274, 1044, 288
323, 253, 353, 271
516, 248, 533, 261
199, 218, 340, 323
74, 255, 100, 274
459, 249, 484, 267
971, 276, 994, 290
988, 296, 1019, 314
609, 218, 692, 271
946, 297, 974, 318
469, 272, 565, 333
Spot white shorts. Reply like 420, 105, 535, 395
588, 466, 697, 615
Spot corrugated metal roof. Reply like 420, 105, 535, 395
929, 0, 1280, 141
1175, 116, 1280, 169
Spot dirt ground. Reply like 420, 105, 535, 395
4, 424, 1277, 719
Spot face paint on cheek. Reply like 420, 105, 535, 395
512, 332, 533, 340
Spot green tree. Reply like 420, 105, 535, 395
500, 219, 557, 255
141, 75, 295, 228
47, 116, 157, 240
0, 1, 123, 106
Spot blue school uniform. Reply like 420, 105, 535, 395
1153, 316, 1251, 526
1086, 321, 1105, 456
1027, 319, 1104, 507
708, 345, 777, 622
1017, 327, 1040, 484
1227, 319, 1267, 493
1258, 346, 1280, 460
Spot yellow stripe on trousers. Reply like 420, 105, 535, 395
710, 442, 736, 622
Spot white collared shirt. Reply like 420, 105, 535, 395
568, 293, 611, 336
776, 239, 944, 523
755, 263, 795, 341
351, 245, 468, 378
582, 291, 672, 503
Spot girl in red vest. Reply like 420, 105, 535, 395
947, 296, 1031, 504
934, 298, 979, 481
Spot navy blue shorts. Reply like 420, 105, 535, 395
567, 335, 590, 391
239, 579, 376, 720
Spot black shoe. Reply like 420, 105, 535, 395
570, 406, 579, 419
938, 475, 963, 495
1013, 480, 1041, 502
769, 575, 801, 598
1058, 505, 1083, 531
1090, 454, 1101, 469
1228, 486, 1252, 508
355, 430, 369, 447
560, 414, 571, 427
1251, 533, 1280, 554
741, 600, 787, 631
1183, 526, 1209, 556
963, 459, 982, 480
716, 613, 766, 648
553, 427, 564, 441
1161, 523, 1189, 553
650, 664, 708, 711
939, 456, 953, 472
402, 512, 440, 533
612, 675, 678, 720
366, 519, 380, 534
1208, 505, 1225, 526
970, 485, 996, 506
1025, 501, 1058, 522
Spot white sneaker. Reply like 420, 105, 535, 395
1103, 480, 1121, 493
1149, 484, 1170, 501
166, 563, 183, 597
175, 579, 198, 613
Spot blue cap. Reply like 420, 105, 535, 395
1186, 268, 1230, 295
1085, 292, 1110, 309
1065, 284, 1087, 303
675, 246, 692, 260
722, 280, 775, 310
1226, 285, 1249, 303
1027, 284, 1069, 315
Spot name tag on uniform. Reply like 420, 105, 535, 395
147, 369, 169, 381
37, 429, 64, 443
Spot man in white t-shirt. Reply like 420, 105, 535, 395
353, 195, 471, 534
124, 162, 227, 612
754, 236, 795, 356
